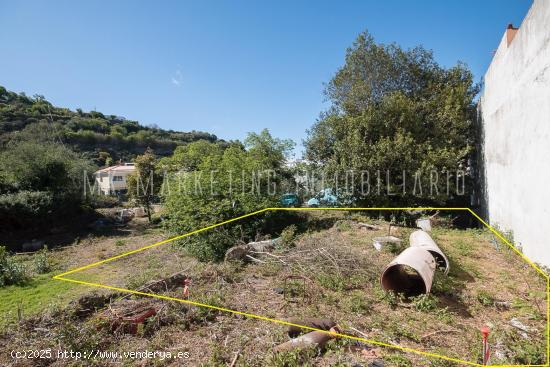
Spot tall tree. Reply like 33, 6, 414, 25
305, 30, 479, 207
127, 148, 160, 222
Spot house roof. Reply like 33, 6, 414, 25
95, 164, 136, 175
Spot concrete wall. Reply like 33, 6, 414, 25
479, 0, 550, 266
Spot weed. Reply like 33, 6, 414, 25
316, 273, 346, 292
283, 279, 307, 300
259, 261, 283, 277
125, 269, 159, 290
115, 239, 126, 246
55, 317, 108, 353
334, 220, 352, 231
435, 307, 455, 324
321, 292, 340, 306
412, 294, 437, 311
316, 272, 364, 292
279, 224, 298, 248
385, 353, 412, 367
206, 342, 229, 366
342, 290, 371, 313
217, 262, 245, 283
377, 289, 402, 307
191, 292, 225, 321
505, 331, 546, 364
454, 239, 473, 256
431, 273, 460, 295
511, 296, 544, 319
0, 246, 28, 286
429, 357, 460, 367
266, 348, 316, 367
385, 240, 406, 254
33, 246, 51, 274
391, 324, 420, 342
476, 290, 494, 306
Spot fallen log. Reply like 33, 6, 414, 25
225, 238, 281, 262
287, 318, 337, 337
274, 327, 340, 353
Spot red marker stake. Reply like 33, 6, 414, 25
182, 278, 191, 299
480, 325, 490, 365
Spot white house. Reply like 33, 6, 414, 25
94, 163, 136, 195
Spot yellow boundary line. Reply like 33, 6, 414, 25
52, 207, 550, 367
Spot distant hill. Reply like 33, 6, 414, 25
0, 85, 221, 165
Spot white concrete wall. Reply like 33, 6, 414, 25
479, 0, 550, 266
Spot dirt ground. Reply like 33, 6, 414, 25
0, 210, 547, 366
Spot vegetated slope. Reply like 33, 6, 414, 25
0, 85, 220, 164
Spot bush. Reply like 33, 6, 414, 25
89, 194, 119, 208
279, 224, 297, 248
476, 290, 495, 306
0, 191, 53, 229
0, 246, 28, 286
33, 246, 51, 274
412, 293, 438, 311
163, 132, 295, 262
0, 140, 95, 232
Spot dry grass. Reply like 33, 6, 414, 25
0, 211, 546, 366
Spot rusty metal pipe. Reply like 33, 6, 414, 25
409, 230, 450, 275
380, 247, 436, 295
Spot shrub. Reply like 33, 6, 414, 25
89, 194, 119, 208
0, 191, 54, 230
279, 224, 297, 248
476, 290, 494, 306
0, 246, 28, 286
33, 246, 51, 274
412, 293, 438, 311
163, 132, 295, 262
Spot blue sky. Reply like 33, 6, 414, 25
0, 0, 531, 156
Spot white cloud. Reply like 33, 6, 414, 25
171, 69, 183, 87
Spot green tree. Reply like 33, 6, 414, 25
162, 130, 295, 261
0, 140, 95, 231
127, 148, 161, 222
305, 30, 479, 207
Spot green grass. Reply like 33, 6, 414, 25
0, 272, 83, 329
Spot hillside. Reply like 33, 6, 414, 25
0, 85, 220, 164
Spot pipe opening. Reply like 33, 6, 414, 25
381, 264, 427, 297
429, 250, 448, 270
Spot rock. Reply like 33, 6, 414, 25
368, 360, 384, 367
372, 236, 402, 251
224, 238, 281, 262
225, 245, 252, 262
248, 238, 280, 252
494, 301, 511, 310
72, 292, 119, 317
334, 220, 381, 232
510, 317, 530, 338
357, 222, 381, 231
